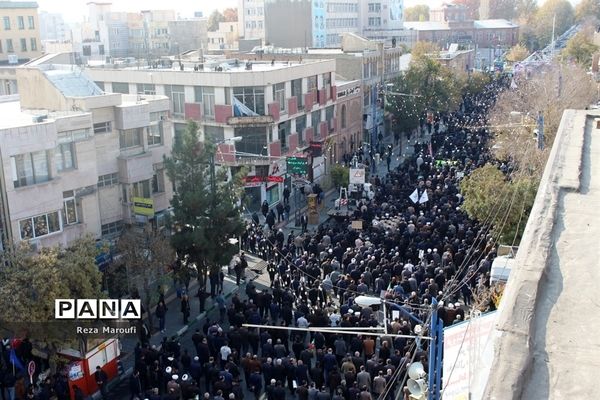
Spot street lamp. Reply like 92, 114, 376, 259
354, 295, 388, 335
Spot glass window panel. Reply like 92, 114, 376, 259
19, 219, 32, 239
33, 214, 48, 237
48, 211, 61, 233
32, 151, 49, 183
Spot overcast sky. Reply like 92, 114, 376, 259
37, 0, 581, 23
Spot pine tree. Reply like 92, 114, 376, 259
164, 121, 245, 292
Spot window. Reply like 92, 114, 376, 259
150, 111, 168, 121
137, 83, 156, 95
152, 170, 165, 193
296, 116, 306, 146
278, 120, 291, 151
95, 81, 105, 91
0, 40, 3, 53
147, 123, 163, 146
55, 143, 75, 171
312, 111, 321, 138
111, 82, 129, 94
28, 16, 34, 29
368, 3, 381, 12
132, 180, 151, 198
119, 128, 142, 149
93, 121, 112, 134
98, 44, 104, 55
323, 73, 331, 88
30, 38, 36, 51
17, 16, 24, 30
3, 16, 10, 30
20, 38, 26, 52
341, 104, 347, 128
291, 78, 303, 108
194, 86, 215, 118
204, 125, 224, 142
58, 128, 90, 143
233, 87, 265, 115
98, 173, 118, 187
19, 211, 61, 240
326, 105, 334, 124
82, 45, 91, 56
101, 220, 123, 236
6, 39, 13, 53
165, 85, 185, 117
273, 82, 286, 112
11, 151, 50, 188
307, 76, 317, 93
62, 191, 78, 225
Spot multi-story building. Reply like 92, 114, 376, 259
325, 0, 360, 47
85, 58, 338, 212
38, 11, 68, 43
239, 33, 404, 144
0, 64, 173, 250
360, 0, 405, 43
238, 0, 265, 42
141, 9, 175, 57
168, 18, 208, 55
334, 79, 362, 161
207, 22, 239, 52
0, 1, 41, 65
261, 0, 405, 48
403, 3, 519, 50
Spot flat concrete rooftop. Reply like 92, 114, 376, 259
483, 109, 600, 399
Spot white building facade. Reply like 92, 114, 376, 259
0, 65, 173, 250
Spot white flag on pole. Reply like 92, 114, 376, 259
419, 190, 429, 204
409, 189, 419, 204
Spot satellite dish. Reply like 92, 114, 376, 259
408, 362, 426, 380
407, 378, 428, 396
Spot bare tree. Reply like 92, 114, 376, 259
117, 224, 175, 332
490, 63, 597, 174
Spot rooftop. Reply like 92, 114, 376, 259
40, 66, 104, 97
0, 100, 88, 129
483, 110, 600, 398
474, 19, 519, 29
92, 59, 323, 73
0, 1, 38, 9
404, 19, 517, 31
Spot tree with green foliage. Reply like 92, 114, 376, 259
117, 224, 174, 332
404, 5, 430, 21
0, 237, 104, 371
461, 71, 492, 98
208, 10, 225, 31
410, 41, 440, 60
575, 0, 600, 22
387, 57, 463, 133
330, 164, 349, 189
460, 164, 538, 244
164, 121, 245, 295
506, 43, 530, 62
564, 31, 599, 66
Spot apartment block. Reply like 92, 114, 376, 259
85, 58, 337, 212
0, 65, 173, 250
0, 1, 41, 65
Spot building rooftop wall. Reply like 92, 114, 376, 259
0, 1, 38, 8
483, 109, 600, 398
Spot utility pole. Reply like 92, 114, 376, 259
537, 111, 544, 151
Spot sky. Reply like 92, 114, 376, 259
37, 0, 581, 24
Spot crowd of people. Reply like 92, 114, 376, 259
118, 78, 506, 400
0, 77, 505, 400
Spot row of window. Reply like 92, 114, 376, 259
327, 3, 359, 13
368, 17, 382, 26
119, 124, 164, 149
368, 3, 382, 12
2, 15, 35, 30
326, 18, 358, 29
19, 191, 78, 240
245, 21, 263, 30
106, 74, 332, 119
0, 38, 37, 53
